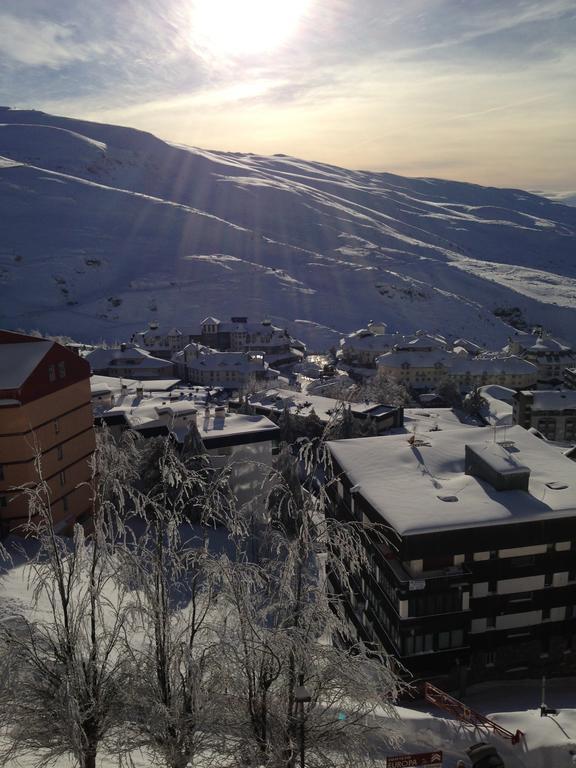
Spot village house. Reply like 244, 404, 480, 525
327, 425, 576, 687
0, 330, 96, 535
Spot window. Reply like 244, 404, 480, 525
57, 445, 63, 461
54, 419, 60, 435
544, 573, 553, 587
542, 607, 551, 620
546, 543, 555, 553
510, 555, 535, 567
59, 470, 66, 487
486, 615, 496, 629
48, 364, 56, 382
58, 361, 66, 379
0, 495, 6, 508
488, 579, 497, 594
489, 550, 498, 560
484, 650, 496, 666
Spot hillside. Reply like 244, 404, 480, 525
1, 107, 575, 349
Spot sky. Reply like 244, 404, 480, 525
0, 0, 575, 192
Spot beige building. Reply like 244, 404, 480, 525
376, 350, 537, 393
0, 330, 96, 535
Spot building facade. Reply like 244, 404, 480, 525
0, 330, 96, 535
327, 425, 576, 687
513, 390, 576, 442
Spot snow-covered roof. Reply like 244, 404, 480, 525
530, 390, 576, 411
0, 340, 53, 390
476, 386, 514, 426
90, 375, 182, 397
102, 391, 277, 444
340, 331, 404, 352
328, 425, 576, 536
201, 316, 221, 325
248, 388, 395, 424
86, 346, 174, 370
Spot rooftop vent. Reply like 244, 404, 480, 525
465, 443, 530, 492
546, 481, 568, 490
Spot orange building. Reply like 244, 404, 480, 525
0, 330, 96, 536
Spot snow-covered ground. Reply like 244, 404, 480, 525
1, 107, 576, 350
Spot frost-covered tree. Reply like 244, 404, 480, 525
0, 429, 139, 768
118, 438, 233, 768
214, 441, 404, 767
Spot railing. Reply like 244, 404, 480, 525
423, 682, 524, 744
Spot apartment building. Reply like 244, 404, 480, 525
173, 342, 278, 389
0, 330, 95, 535
507, 331, 576, 386
327, 425, 576, 687
376, 350, 537, 393
513, 390, 576, 442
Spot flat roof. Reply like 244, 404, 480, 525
328, 425, 576, 536
249, 388, 396, 423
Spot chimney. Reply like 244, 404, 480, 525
465, 443, 530, 492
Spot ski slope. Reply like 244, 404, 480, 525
0, 107, 575, 349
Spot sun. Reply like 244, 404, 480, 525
190, 0, 310, 58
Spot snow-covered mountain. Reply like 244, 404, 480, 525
1, 107, 575, 350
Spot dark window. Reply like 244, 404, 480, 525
489, 550, 498, 560
0, 495, 6, 508
57, 445, 63, 461
438, 631, 451, 650
54, 420, 60, 434
48, 364, 56, 382
542, 607, 551, 620
546, 543, 555, 553
488, 579, 497, 594
487, 615, 496, 628
569, 570, 576, 582
59, 471, 66, 487
510, 555, 536, 567
544, 573, 553, 587
422, 555, 453, 571
58, 361, 66, 379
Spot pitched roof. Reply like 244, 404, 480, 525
0, 339, 53, 390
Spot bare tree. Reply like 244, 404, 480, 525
0, 428, 139, 768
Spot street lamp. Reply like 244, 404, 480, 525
294, 676, 311, 768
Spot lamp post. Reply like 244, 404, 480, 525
294, 676, 311, 768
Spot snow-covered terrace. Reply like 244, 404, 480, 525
328, 425, 576, 536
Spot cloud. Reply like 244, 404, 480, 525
0, 13, 107, 68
